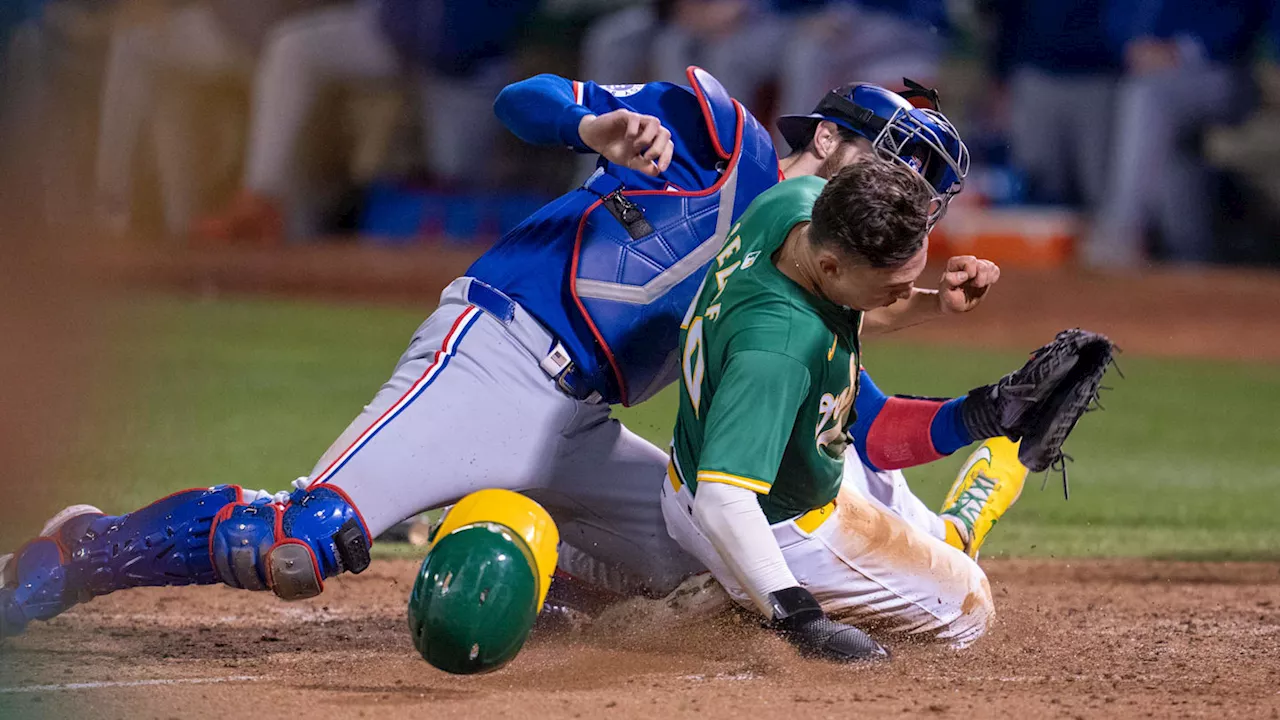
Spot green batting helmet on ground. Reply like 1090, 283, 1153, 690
407, 489, 558, 675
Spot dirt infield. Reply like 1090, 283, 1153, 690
2, 558, 1278, 720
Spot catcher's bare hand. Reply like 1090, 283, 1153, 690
579, 109, 674, 177
939, 256, 1000, 314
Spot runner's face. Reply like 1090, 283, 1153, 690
819, 240, 929, 311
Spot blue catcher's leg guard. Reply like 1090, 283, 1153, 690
1, 484, 372, 638
209, 484, 372, 600
1, 487, 240, 638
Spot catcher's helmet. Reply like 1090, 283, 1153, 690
777, 80, 969, 229
408, 489, 559, 675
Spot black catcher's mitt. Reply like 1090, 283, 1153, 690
962, 329, 1118, 492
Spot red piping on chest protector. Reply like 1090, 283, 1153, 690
568, 75, 748, 407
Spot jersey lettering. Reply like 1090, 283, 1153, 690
713, 262, 741, 299
708, 234, 743, 313
815, 387, 853, 456
715, 235, 742, 267
814, 353, 859, 456
682, 317, 706, 417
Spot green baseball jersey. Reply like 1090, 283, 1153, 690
671, 176, 863, 524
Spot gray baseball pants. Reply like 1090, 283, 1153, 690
304, 277, 704, 596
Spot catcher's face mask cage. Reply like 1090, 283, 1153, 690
870, 105, 969, 229
808, 83, 970, 231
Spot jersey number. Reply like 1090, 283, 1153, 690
682, 317, 705, 416
680, 223, 742, 419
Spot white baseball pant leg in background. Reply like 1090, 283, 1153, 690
244, 2, 400, 212
94, 4, 254, 235
841, 455, 949, 542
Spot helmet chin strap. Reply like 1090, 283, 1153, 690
821, 78, 945, 139
899, 78, 943, 112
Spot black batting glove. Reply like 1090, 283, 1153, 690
765, 586, 889, 663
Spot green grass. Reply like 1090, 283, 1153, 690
20, 294, 1280, 560
619, 342, 1280, 560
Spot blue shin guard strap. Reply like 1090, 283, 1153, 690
68, 486, 242, 594
209, 501, 281, 591
282, 485, 372, 578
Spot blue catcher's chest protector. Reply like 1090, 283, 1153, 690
571, 69, 779, 406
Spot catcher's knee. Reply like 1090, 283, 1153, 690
210, 484, 372, 600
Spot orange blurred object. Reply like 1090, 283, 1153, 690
193, 191, 285, 247
930, 207, 1079, 268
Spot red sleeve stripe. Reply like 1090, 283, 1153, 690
865, 397, 946, 470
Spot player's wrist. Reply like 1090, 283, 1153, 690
916, 286, 945, 316
961, 386, 1006, 441
562, 107, 596, 151
765, 586, 889, 662
765, 586, 823, 626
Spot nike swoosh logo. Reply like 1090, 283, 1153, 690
958, 444, 994, 481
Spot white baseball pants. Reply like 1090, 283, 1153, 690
662, 458, 994, 648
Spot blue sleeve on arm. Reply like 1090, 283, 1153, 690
851, 369, 890, 470
929, 397, 972, 456
852, 369, 973, 472
493, 74, 594, 151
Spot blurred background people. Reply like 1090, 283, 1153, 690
3, 0, 1279, 267
579, 0, 946, 147
580, 0, 686, 84
2, 0, 117, 230
985, 0, 1119, 213
195, 0, 538, 244
1087, 0, 1275, 267
765, 0, 947, 117
94, 0, 337, 239
1204, 6, 1280, 245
